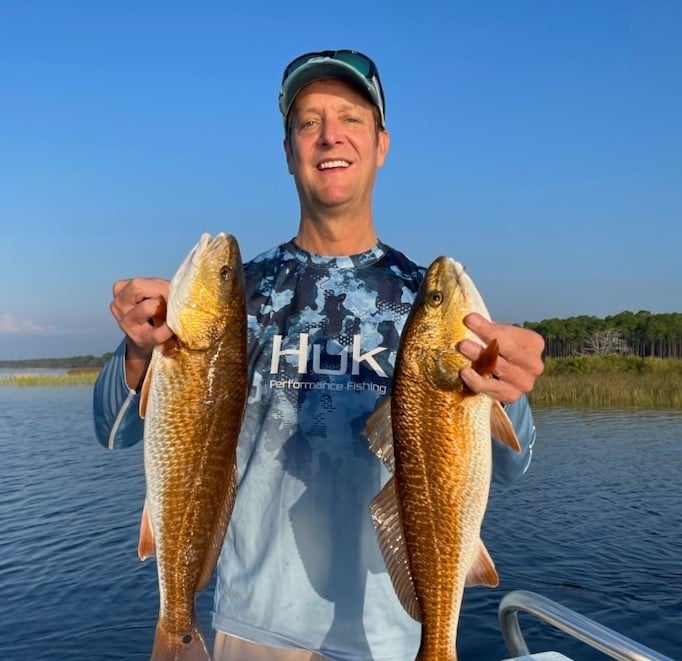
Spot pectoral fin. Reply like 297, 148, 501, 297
465, 540, 499, 587
491, 400, 521, 452
471, 339, 499, 377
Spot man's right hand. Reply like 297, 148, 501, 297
110, 277, 173, 389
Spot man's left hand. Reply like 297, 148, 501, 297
458, 312, 545, 404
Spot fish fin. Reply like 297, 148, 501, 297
150, 615, 210, 661
491, 400, 522, 452
363, 397, 395, 473
465, 540, 499, 587
370, 478, 421, 621
137, 499, 156, 560
150, 296, 167, 328
196, 463, 238, 592
138, 360, 153, 419
139, 297, 172, 416
160, 336, 181, 357
471, 338, 499, 377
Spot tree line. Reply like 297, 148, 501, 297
3, 310, 682, 365
523, 311, 682, 359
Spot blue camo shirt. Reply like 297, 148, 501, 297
93, 239, 536, 661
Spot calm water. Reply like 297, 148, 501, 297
0, 383, 680, 660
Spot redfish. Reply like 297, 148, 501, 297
364, 256, 520, 660
138, 233, 248, 660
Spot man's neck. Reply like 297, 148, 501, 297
294, 215, 378, 256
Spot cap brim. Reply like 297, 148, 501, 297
279, 60, 384, 127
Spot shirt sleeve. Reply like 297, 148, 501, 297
92, 339, 145, 450
491, 395, 536, 485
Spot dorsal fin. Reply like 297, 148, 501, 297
363, 397, 395, 473
196, 464, 238, 592
370, 478, 421, 621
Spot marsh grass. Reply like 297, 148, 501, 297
0, 368, 100, 387
2, 356, 681, 409
531, 356, 682, 409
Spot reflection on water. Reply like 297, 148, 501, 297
0, 389, 680, 660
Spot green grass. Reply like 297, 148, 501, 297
0, 368, 101, 387
530, 356, 682, 409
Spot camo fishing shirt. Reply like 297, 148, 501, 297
93, 239, 536, 661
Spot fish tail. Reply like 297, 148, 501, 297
150, 617, 210, 661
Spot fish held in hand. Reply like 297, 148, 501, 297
364, 256, 520, 661
138, 233, 248, 660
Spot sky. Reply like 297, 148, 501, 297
1, 1, 680, 360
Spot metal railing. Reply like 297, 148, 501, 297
498, 590, 676, 661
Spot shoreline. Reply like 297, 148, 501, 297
2, 361, 681, 410
0, 368, 101, 388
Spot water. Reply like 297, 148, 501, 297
0, 384, 680, 660
459, 408, 682, 659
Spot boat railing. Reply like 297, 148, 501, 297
498, 590, 675, 661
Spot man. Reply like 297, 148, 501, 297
94, 50, 544, 660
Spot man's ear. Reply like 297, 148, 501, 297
377, 129, 390, 168
284, 136, 295, 175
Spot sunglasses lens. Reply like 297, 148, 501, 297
283, 50, 374, 82
333, 51, 373, 77
283, 54, 316, 81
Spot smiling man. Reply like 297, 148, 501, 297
93, 50, 544, 660
284, 75, 389, 253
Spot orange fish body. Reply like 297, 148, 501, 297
365, 257, 520, 661
138, 233, 248, 661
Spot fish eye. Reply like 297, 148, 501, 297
429, 291, 443, 307
220, 266, 232, 280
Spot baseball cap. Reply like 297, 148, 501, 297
279, 50, 386, 130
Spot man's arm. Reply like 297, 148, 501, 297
458, 313, 544, 484
93, 276, 173, 449
92, 340, 145, 449
491, 395, 536, 484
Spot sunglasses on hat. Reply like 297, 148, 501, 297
279, 49, 386, 128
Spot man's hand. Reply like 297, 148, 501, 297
110, 277, 173, 389
458, 312, 545, 404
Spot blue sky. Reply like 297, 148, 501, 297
1, 1, 680, 360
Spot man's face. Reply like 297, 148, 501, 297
284, 78, 389, 215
